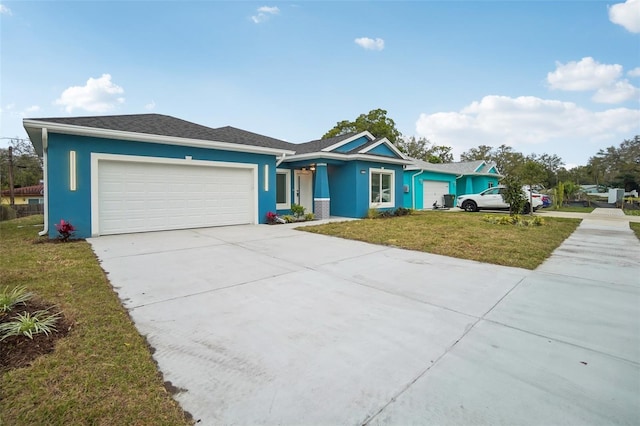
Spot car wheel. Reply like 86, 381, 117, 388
522, 203, 531, 214
462, 200, 477, 212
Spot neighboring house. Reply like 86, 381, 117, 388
1, 184, 44, 205
403, 159, 502, 210
23, 114, 410, 238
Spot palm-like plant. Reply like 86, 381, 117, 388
0, 309, 61, 340
0, 285, 33, 313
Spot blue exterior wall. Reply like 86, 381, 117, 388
333, 136, 370, 153
46, 133, 277, 238
456, 175, 500, 196
328, 160, 404, 218
367, 144, 398, 157
402, 170, 457, 210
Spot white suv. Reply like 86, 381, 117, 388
457, 186, 543, 213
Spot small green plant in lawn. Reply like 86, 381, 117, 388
0, 285, 33, 313
0, 309, 61, 341
304, 212, 315, 221
483, 214, 545, 226
290, 204, 305, 218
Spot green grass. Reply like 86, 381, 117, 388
300, 211, 580, 270
630, 222, 640, 240
549, 206, 595, 213
0, 216, 191, 425
623, 209, 640, 216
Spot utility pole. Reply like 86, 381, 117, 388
8, 145, 15, 206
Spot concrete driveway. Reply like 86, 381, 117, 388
89, 209, 640, 425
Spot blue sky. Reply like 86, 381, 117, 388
1, 0, 639, 168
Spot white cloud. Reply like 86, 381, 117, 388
54, 74, 125, 113
593, 79, 640, 103
144, 100, 156, 110
251, 5, 279, 23
609, 0, 640, 33
547, 57, 621, 91
547, 57, 639, 104
0, 4, 12, 15
415, 95, 640, 158
354, 37, 385, 51
628, 67, 640, 77
25, 105, 40, 113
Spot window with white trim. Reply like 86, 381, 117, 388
276, 169, 291, 210
370, 168, 394, 208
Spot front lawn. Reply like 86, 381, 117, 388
548, 206, 595, 213
0, 216, 191, 425
300, 211, 580, 269
630, 222, 640, 240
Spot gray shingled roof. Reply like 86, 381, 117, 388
407, 158, 501, 175
293, 133, 357, 154
25, 114, 406, 161
27, 114, 295, 151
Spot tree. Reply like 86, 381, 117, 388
459, 144, 525, 176
0, 138, 43, 190
587, 136, 640, 191
427, 145, 453, 164
529, 153, 564, 188
460, 145, 493, 162
501, 175, 526, 216
493, 144, 525, 177
519, 160, 546, 215
322, 108, 402, 144
395, 136, 432, 161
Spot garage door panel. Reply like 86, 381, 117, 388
422, 181, 450, 209
97, 160, 255, 235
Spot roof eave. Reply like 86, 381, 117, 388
283, 151, 412, 165
22, 119, 296, 156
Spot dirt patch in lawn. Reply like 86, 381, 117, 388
0, 299, 73, 372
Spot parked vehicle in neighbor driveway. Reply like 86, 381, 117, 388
457, 186, 543, 213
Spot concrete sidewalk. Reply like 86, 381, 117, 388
372, 208, 640, 425
89, 208, 640, 425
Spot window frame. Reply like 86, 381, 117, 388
369, 168, 395, 208
276, 168, 291, 210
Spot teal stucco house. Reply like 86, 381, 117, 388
403, 158, 502, 210
24, 114, 411, 238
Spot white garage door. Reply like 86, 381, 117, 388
422, 180, 450, 209
97, 160, 255, 235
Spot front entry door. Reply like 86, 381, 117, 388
294, 170, 313, 214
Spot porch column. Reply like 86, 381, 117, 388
465, 177, 473, 195
313, 163, 330, 219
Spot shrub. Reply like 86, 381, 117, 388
55, 219, 76, 241
483, 214, 545, 227
0, 308, 61, 340
266, 211, 278, 224
0, 285, 33, 313
282, 215, 295, 223
290, 204, 305, 218
379, 210, 393, 218
304, 212, 315, 221
366, 208, 379, 219
394, 207, 412, 216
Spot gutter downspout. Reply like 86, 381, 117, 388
411, 169, 424, 210
38, 128, 49, 237
276, 153, 286, 167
